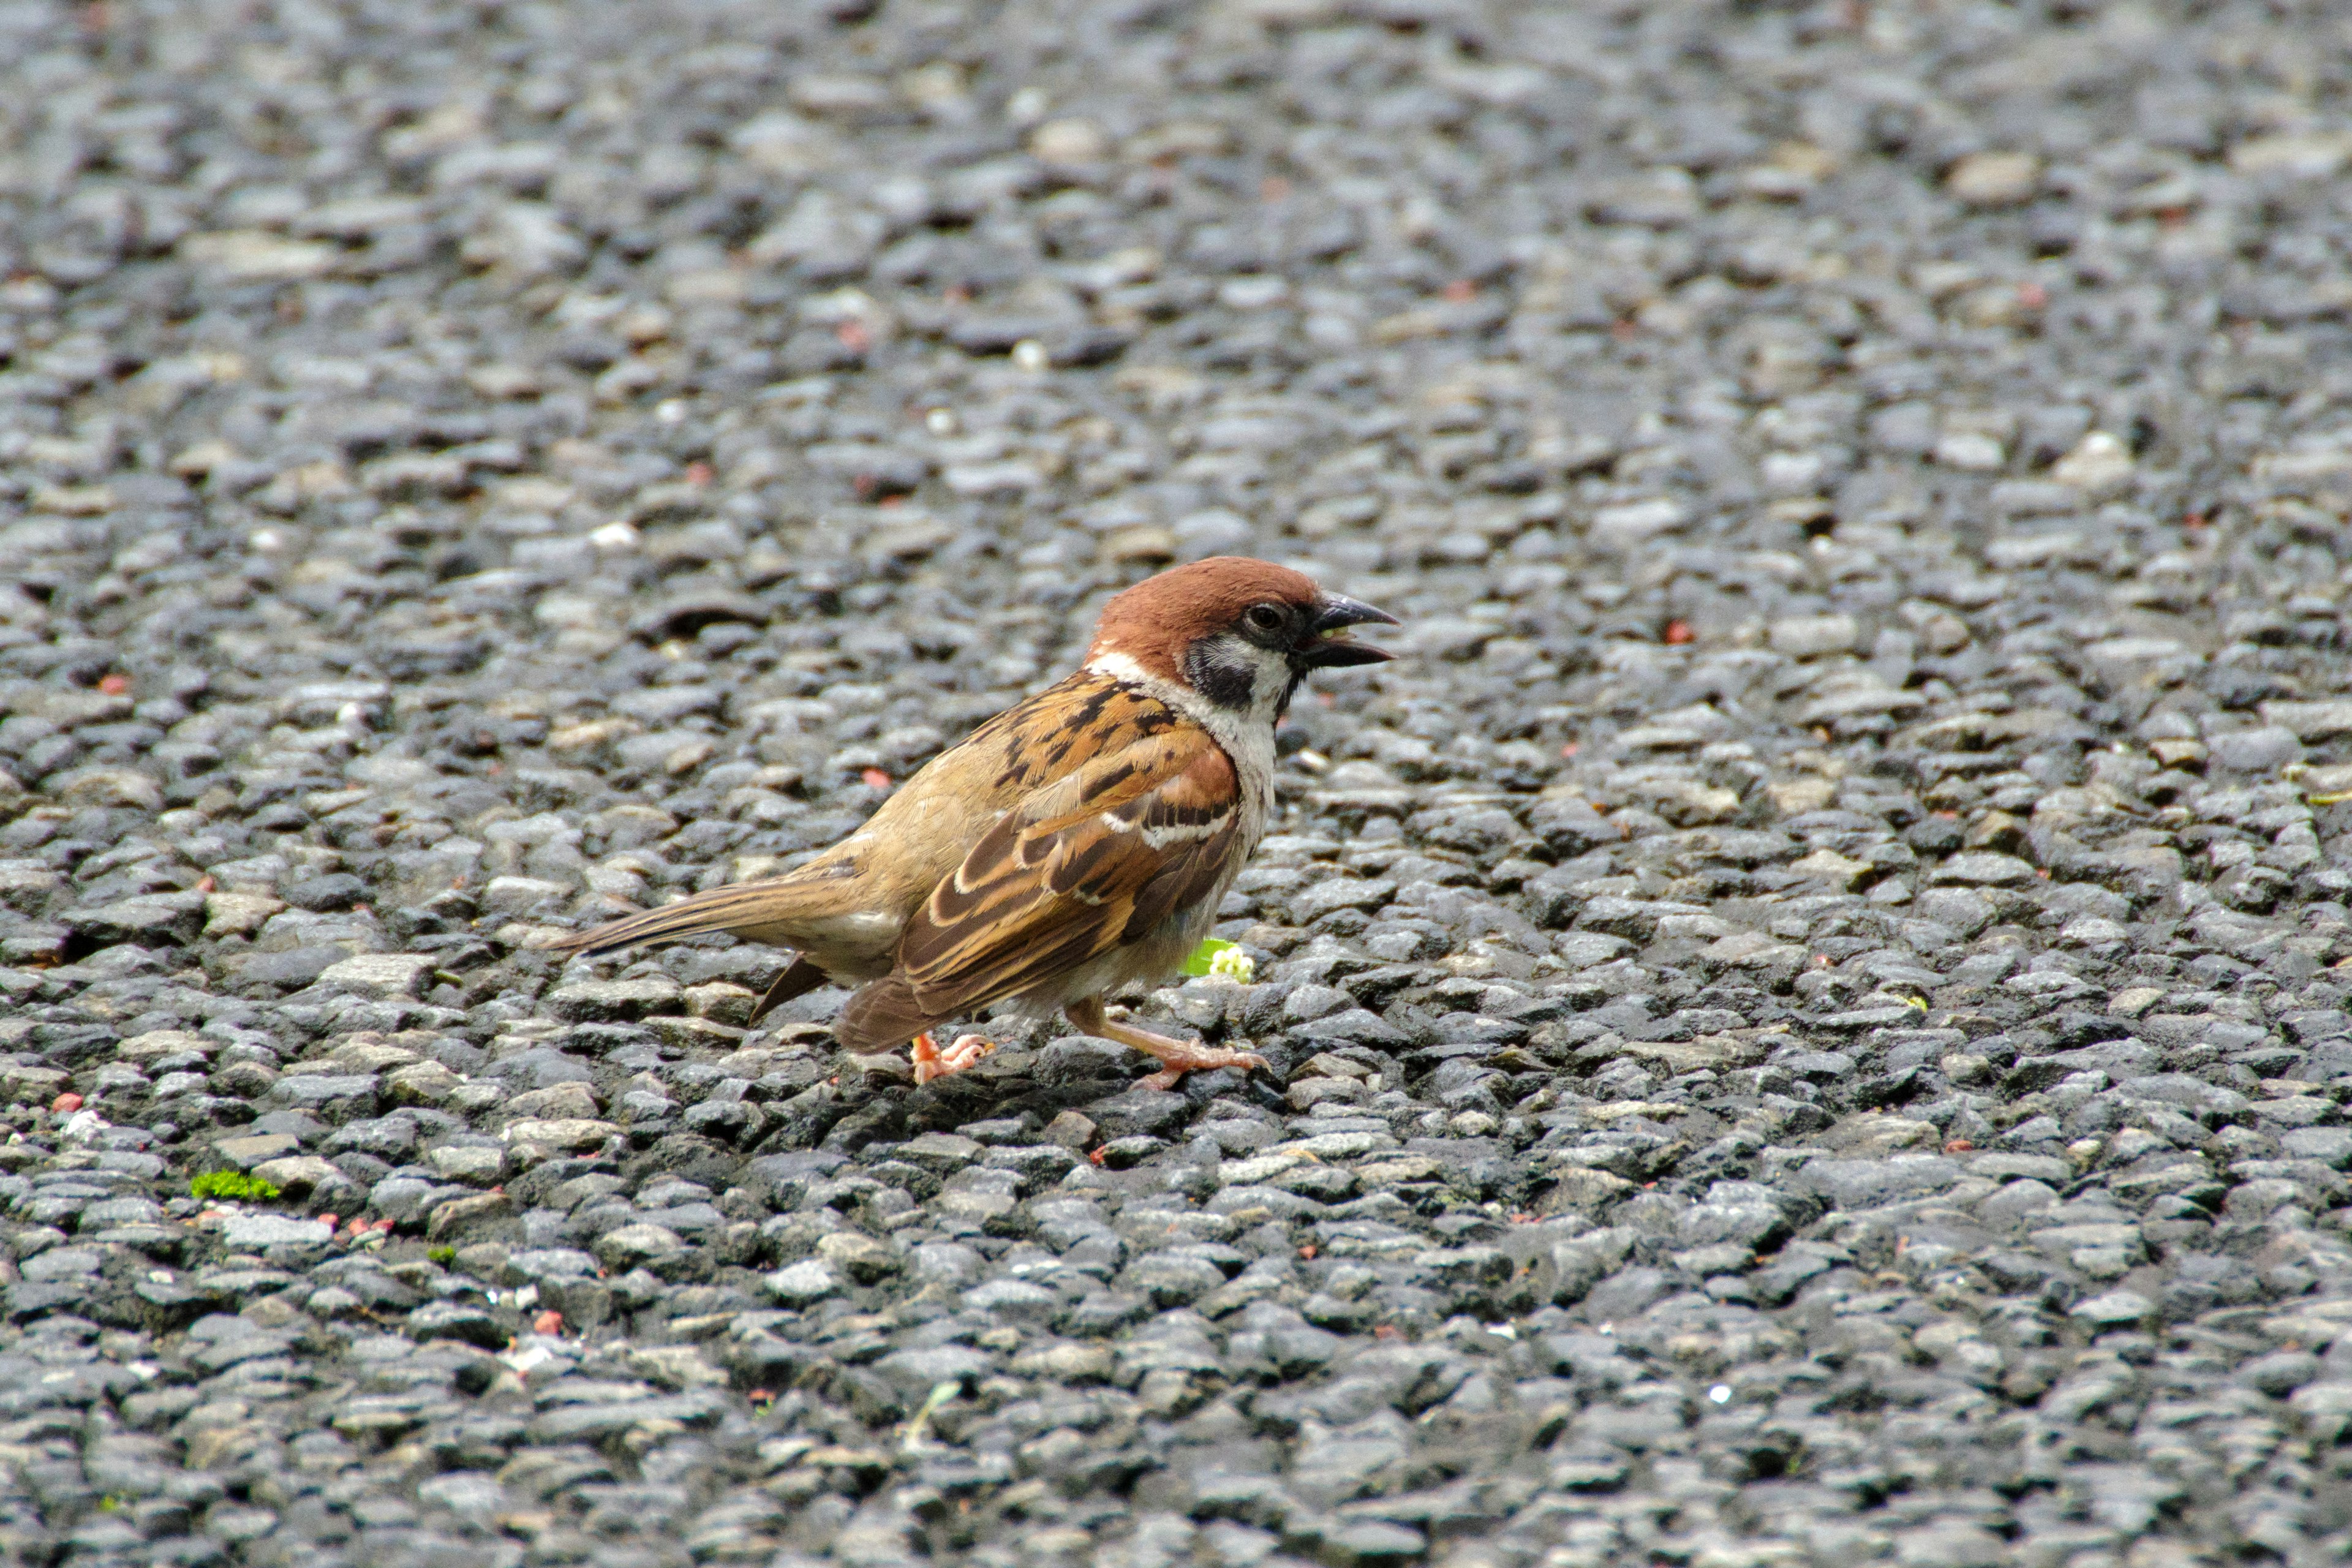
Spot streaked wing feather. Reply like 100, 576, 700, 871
891, 727, 1240, 1020
1125, 807, 1241, 939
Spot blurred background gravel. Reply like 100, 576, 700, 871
4, 0, 2352, 1564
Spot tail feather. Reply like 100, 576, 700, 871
747, 957, 831, 1026
542, 879, 814, 957
835, 976, 938, 1054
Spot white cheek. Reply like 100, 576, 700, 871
1251, 658, 1289, 715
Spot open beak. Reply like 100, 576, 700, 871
1294, 593, 1399, 668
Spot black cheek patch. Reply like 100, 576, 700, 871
1183, 639, 1259, 711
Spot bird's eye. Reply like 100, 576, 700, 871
1245, 603, 1285, 633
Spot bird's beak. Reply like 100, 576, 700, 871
1294, 593, 1399, 668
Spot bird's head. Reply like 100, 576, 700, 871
1085, 556, 1398, 723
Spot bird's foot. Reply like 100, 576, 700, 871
1128, 1039, 1270, 1092
1063, 1002, 1267, 1090
911, 1031, 997, 1085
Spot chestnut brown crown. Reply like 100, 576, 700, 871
1086, 556, 1396, 685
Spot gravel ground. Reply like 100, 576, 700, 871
5, 0, 2352, 1563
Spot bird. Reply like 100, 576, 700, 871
545, 557, 1397, 1089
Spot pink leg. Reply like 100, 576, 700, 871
911, 1031, 997, 1085
1065, 1000, 1268, 1091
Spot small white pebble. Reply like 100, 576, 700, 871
1485, 1322, 1517, 1340
590, 521, 639, 551
1709, 1384, 1732, 1404
925, 407, 959, 435
1597, 1323, 1613, 1335
59, 1109, 109, 1144
500, 1343, 556, 1376
1010, 338, 1050, 371
655, 398, 688, 424
248, 528, 285, 552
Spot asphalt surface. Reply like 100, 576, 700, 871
4, 0, 2352, 1564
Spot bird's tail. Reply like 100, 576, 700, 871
540, 878, 819, 958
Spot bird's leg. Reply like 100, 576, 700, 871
1065, 998, 1268, 1091
911, 1031, 996, 1086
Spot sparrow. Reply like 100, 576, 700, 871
546, 557, 1398, 1088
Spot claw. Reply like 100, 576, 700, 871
911, 1031, 997, 1085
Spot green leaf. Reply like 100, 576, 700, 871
189, 1170, 281, 1204
1181, 938, 1238, 978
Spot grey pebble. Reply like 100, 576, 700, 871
2, 0, 2351, 1561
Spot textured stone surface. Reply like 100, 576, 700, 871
1, 1, 2350, 1565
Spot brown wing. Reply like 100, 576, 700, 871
834, 725, 1242, 1050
